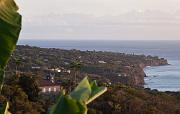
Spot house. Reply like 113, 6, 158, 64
43, 59, 48, 62
64, 70, 71, 74
48, 67, 71, 74
124, 66, 131, 68
57, 69, 61, 73
48, 68, 63, 73
64, 62, 69, 65
122, 73, 128, 77
39, 80, 60, 93
98, 61, 107, 64
31, 66, 41, 69
39, 75, 60, 93
118, 73, 122, 77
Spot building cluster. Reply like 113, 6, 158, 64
38, 67, 71, 94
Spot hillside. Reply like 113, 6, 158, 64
2, 45, 178, 114
88, 84, 180, 114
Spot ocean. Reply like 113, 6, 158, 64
18, 40, 180, 92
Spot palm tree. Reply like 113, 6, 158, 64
70, 61, 81, 86
15, 58, 21, 75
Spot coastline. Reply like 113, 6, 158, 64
12, 45, 169, 88
144, 60, 180, 92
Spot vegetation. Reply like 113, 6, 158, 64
0, 1, 106, 114
88, 84, 180, 114
1, 0, 180, 114
0, 0, 22, 113
49, 77, 107, 114
0, 0, 21, 85
1, 74, 180, 114
10, 45, 168, 87
2, 74, 44, 114
70, 61, 82, 86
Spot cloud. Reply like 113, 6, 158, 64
16, 0, 180, 40
20, 10, 180, 40
16, 0, 180, 16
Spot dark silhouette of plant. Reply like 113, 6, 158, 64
19, 73, 40, 101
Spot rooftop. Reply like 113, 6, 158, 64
39, 80, 59, 87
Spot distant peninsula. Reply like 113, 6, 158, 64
8, 45, 168, 87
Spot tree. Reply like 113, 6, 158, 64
2, 75, 44, 114
70, 61, 82, 86
15, 58, 21, 75
19, 73, 40, 101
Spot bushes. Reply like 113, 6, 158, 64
1, 74, 44, 114
88, 84, 180, 114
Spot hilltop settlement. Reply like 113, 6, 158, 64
1, 45, 180, 114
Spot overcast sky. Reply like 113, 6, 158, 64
16, 0, 180, 40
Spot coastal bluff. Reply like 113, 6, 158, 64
8, 45, 168, 87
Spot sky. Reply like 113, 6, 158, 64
16, 0, 180, 40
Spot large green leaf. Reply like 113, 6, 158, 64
0, 0, 21, 113
49, 91, 87, 114
86, 80, 107, 104
70, 77, 107, 104
50, 77, 107, 114
70, 77, 91, 102
0, 0, 22, 84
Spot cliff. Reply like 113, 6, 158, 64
125, 58, 168, 87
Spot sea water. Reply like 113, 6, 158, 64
144, 60, 180, 91
18, 40, 180, 91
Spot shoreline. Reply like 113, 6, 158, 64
13, 45, 177, 90
12, 45, 180, 93
143, 62, 180, 92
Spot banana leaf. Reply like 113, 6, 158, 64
49, 91, 87, 114
86, 80, 107, 104
0, 0, 22, 84
49, 77, 107, 114
0, 0, 21, 113
70, 77, 91, 103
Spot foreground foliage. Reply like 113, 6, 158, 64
1, 74, 180, 114
0, 0, 21, 113
49, 77, 107, 114
0, 0, 21, 85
